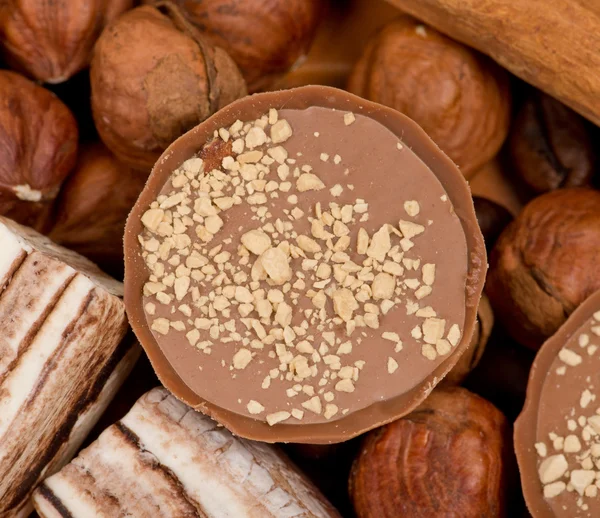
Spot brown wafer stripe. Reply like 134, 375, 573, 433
0, 216, 135, 517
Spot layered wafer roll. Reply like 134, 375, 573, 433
0, 216, 137, 517
33, 387, 341, 518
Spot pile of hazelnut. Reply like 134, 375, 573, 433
0, 0, 597, 516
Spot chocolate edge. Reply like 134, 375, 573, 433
124, 85, 487, 444
514, 289, 600, 517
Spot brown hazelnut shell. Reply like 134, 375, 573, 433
0, 0, 133, 83
0, 70, 78, 231
349, 387, 511, 517
509, 92, 597, 193
164, 0, 322, 92
486, 188, 600, 349
348, 16, 511, 177
91, 3, 247, 171
49, 143, 147, 277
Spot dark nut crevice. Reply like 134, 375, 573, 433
509, 92, 597, 193
162, 0, 322, 92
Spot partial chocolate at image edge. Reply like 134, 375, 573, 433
515, 290, 600, 517
124, 85, 487, 444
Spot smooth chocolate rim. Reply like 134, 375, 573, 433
124, 85, 487, 444
514, 290, 600, 517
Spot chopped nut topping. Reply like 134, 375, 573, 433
232, 348, 252, 369
266, 411, 291, 425
302, 396, 322, 414
247, 400, 265, 414
534, 316, 600, 506
270, 120, 292, 143
404, 200, 420, 217
344, 112, 356, 126
297, 173, 325, 192
241, 229, 271, 255
139, 108, 463, 425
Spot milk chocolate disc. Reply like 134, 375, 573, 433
516, 290, 600, 517
124, 86, 486, 443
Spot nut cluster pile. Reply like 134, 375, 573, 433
535, 312, 600, 506
139, 108, 462, 425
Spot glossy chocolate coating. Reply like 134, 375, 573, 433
124, 86, 486, 443
516, 290, 600, 517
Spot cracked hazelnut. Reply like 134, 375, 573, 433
473, 196, 514, 252
49, 143, 147, 277
349, 387, 511, 517
91, 3, 247, 170
164, 0, 322, 93
444, 294, 494, 385
486, 188, 600, 349
509, 92, 596, 193
0, 70, 78, 231
0, 0, 133, 83
347, 16, 511, 177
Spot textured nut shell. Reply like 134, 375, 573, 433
348, 16, 511, 177
168, 0, 321, 92
444, 293, 494, 385
349, 387, 510, 517
91, 5, 247, 170
509, 92, 596, 193
49, 143, 147, 275
385, 0, 600, 127
0, 0, 133, 83
0, 70, 78, 230
486, 188, 600, 349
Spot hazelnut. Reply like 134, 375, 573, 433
91, 3, 247, 170
0, 0, 133, 83
509, 92, 597, 193
473, 196, 514, 252
486, 188, 600, 349
444, 294, 494, 385
49, 143, 147, 277
0, 70, 78, 231
347, 16, 511, 177
164, 0, 322, 92
349, 387, 512, 517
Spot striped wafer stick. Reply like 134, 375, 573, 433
0, 217, 137, 517
34, 387, 341, 518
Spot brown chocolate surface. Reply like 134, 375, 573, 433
124, 86, 486, 443
516, 290, 600, 517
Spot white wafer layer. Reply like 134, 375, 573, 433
34, 388, 340, 518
